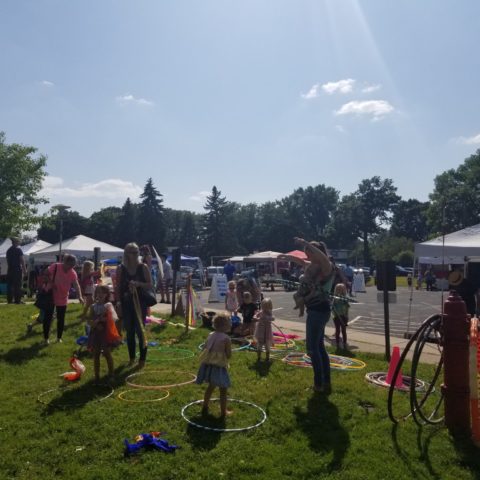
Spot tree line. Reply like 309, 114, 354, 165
2, 131, 480, 266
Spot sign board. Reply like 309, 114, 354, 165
376, 261, 396, 292
377, 292, 397, 303
208, 274, 227, 303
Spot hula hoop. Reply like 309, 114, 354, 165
282, 352, 312, 367
305, 354, 366, 370
126, 370, 197, 390
181, 398, 267, 432
365, 372, 430, 392
37, 384, 114, 408
137, 347, 195, 362
198, 338, 251, 352
117, 389, 170, 403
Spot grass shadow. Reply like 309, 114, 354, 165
0, 341, 48, 364
248, 358, 272, 377
294, 393, 350, 472
185, 414, 224, 451
453, 435, 480, 480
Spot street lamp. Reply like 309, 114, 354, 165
52, 204, 71, 260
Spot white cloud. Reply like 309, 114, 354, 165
362, 83, 381, 93
41, 80, 55, 87
455, 133, 480, 145
42, 177, 143, 199
322, 79, 355, 95
115, 94, 154, 107
189, 191, 210, 202
335, 100, 394, 120
335, 125, 346, 133
301, 84, 321, 100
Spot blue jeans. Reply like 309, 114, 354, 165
306, 308, 331, 387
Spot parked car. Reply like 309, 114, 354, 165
395, 265, 409, 276
206, 266, 224, 286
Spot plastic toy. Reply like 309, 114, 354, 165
61, 356, 86, 381
124, 432, 179, 456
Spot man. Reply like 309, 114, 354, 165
158, 254, 172, 304
6, 237, 26, 304
344, 263, 354, 295
223, 260, 236, 282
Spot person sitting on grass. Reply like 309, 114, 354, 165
87, 285, 122, 384
332, 283, 350, 350
196, 314, 232, 417
254, 297, 275, 363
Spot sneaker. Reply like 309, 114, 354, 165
56, 338, 63, 343
43, 339, 50, 346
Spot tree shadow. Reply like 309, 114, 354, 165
0, 341, 48, 364
185, 413, 224, 451
294, 393, 350, 472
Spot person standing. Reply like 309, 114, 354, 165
115, 243, 153, 368
344, 263, 354, 295
43, 254, 85, 344
293, 237, 334, 393
223, 260, 236, 282
6, 237, 27, 304
158, 254, 172, 304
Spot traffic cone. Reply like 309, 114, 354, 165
385, 346, 404, 387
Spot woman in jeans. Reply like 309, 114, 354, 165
43, 254, 84, 345
115, 243, 153, 368
283, 238, 333, 393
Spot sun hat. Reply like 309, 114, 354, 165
448, 270, 463, 286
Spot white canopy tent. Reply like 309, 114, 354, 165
0, 239, 53, 274
415, 224, 480, 265
244, 251, 284, 275
32, 235, 123, 263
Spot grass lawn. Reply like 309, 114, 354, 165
0, 303, 479, 480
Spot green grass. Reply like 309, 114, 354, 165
0, 304, 479, 480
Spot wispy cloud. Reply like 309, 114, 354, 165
42, 176, 143, 199
115, 94, 154, 107
189, 191, 210, 202
362, 83, 381, 93
335, 100, 394, 120
335, 125, 346, 133
301, 84, 321, 100
322, 79, 355, 95
455, 132, 480, 145
41, 80, 55, 87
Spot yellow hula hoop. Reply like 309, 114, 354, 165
126, 370, 197, 390
117, 389, 170, 403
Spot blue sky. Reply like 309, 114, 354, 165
1, 0, 479, 217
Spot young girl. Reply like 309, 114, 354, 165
332, 283, 350, 349
254, 298, 275, 362
80, 261, 100, 318
225, 280, 239, 315
238, 291, 257, 336
87, 285, 122, 383
196, 314, 232, 417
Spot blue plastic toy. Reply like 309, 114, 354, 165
124, 432, 179, 456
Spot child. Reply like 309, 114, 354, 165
225, 280, 239, 315
332, 283, 350, 349
238, 291, 257, 336
196, 314, 232, 417
254, 298, 275, 362
80, 261, 100, 318
293, 263, 323, 316
87, 285, 122, 383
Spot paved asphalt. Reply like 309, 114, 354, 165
197, 286, 447, 338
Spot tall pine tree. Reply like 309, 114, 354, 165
138, 178, 165, 252
115, 198, 138, 248
202, 186, 230, 260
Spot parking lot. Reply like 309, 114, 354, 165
198, 285, 447, 338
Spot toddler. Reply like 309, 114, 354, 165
87, 285, 122, 383
293, 263, 322, 316
196, 314, 232, 417
332, 283, 350, 349
225, 280, 239, 315
254, 298, 275, 362
80, 261, 100, 318
238, 291, 257, 336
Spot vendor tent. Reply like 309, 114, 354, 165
284, 249, 308, 261
244, 251, 283, 275
415, 223, 480, 264
32, 235, 123, 263
22, 239, 52, 255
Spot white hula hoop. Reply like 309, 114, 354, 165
37, 384, 114, 408
181, 398, 267, 432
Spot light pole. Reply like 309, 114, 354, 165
52, 204, 71, 260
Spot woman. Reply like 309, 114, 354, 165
115, 242, 153, 368
43, 254, 85, 345
282, 238, 334, 393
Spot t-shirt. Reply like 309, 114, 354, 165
49, 263, 78, 307
6, 246, 23, 273
223, 263, 236, 281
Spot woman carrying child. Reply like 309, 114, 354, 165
196, 314, 233, 417
87, 285, 122, 383
254, 298, 275, 362
332, 283, 350, 349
